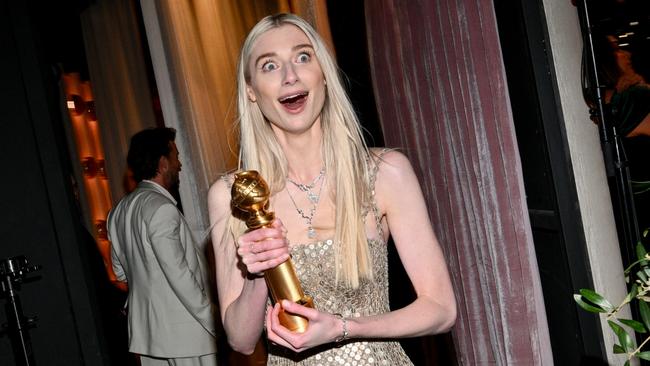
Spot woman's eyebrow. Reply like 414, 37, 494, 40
293, 43, 313, 51
254, 52, 276, 67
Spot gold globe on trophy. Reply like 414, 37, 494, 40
231, 170, 314, 332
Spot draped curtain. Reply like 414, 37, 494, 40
365, 1, 553, 364
81, 0, 157, 204
80, 1, 329, 364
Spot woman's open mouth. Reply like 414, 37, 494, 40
278, 91, 309, 112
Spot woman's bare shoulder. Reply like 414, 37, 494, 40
208, 171, 238, 214
370, 148, 414, 179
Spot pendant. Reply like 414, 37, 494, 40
307, 191, 319, 203
308, 226, 316, 239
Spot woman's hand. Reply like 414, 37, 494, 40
265, 300, 346, 352
236, 219, 290, 277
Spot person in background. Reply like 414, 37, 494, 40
109, 127, 218, 366
593, 33, 650, 137
588, 30, 650, 241
208, 13, 456, 365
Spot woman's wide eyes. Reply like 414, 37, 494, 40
297, 52, 311, 63
261, 61, 278, 72
260, 52, 311, 72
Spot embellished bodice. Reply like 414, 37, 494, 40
267, 149, 412, 365
292, 238, 389, 320
266, 237, 413, 365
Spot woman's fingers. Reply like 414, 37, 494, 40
271, 217, 286, 231
280, 300, 318, 319
267, 301, 325, 351
237, 237, 289, 256
235, 219, 290, 275
241, 248, 289, 264
238, 226, 285, 244
243, 252, 290, 274
266, 303, 299, 351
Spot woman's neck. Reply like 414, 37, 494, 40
285, 152, 324, 183
275, 130, 324, 182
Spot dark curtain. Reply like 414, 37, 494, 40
365, 1, 553, 364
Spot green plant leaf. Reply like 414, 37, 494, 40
637, 241, 649, 264
625, 360, 630, 366
633, 180, 650, 195
579, 289, 614, 312
609, 320, 635, 352
613, 344, 626, 354
643, 267, 650, 282
638, 270, 648, 283
574, 294, 607, 313
624, 284, 639, 304
625, 258, 648, 276
638, 351, 650, 360
639, 301, 650, 332
618, 318, 647, 333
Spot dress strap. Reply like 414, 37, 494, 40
220, 171, 236, 190
366, 148, 391, 241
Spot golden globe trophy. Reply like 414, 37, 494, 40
231, 170, 314, 332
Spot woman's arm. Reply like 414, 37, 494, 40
349, 150, 456, 337
265, 150, 456, 351
207, 178, 290, 354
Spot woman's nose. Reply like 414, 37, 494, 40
283, 64, 299, 86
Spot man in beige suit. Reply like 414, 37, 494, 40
108, 127, 217, 366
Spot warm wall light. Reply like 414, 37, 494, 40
86, 101, 97, 121
97, 158, 107, 179
81, 156, 97, 178
95, 220, 108, 240
67, 94, 86, 116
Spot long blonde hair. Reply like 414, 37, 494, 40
234, 13, 373, 288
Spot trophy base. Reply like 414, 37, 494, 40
278, 295, 314, 333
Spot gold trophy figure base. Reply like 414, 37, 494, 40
231, 170, 315, 333
266, 260, 314, 333
277, 295, 314, 333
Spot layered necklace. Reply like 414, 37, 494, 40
286, 168, 325, 239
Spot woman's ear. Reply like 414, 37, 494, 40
246, 85, 257, 103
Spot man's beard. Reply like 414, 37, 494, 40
168, 173, 182, 212
168, 171, 180, 192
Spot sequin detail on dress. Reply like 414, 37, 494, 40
267, 150, 413, 365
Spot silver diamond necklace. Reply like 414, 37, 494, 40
286, 169, 325, 239
286, 168, 325, 203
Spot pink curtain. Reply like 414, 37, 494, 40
365, 1, 553, 364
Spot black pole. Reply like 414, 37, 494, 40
0, 256, 40, 366
576, 0, 641, 264
576, 1, 646, 363
2, 274, 36, 366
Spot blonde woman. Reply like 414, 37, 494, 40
208, 13, 456, 365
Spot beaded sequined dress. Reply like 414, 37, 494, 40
267, 154, 413, 365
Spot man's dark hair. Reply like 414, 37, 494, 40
127, 127, 177, 182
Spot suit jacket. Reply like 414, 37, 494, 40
108, 180, 217, 358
